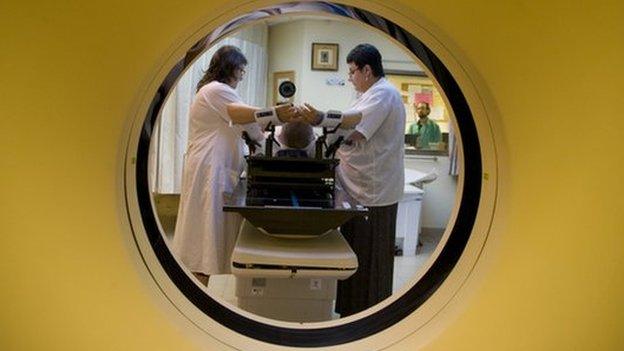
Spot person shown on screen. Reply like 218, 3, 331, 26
408, 101, 441, 149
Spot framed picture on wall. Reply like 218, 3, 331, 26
311, 43, 339, 71
273, 70, 295, 105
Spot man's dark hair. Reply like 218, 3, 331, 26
416, 101, 431, 110
196, 45, 247, 92
346, 43, 385, 78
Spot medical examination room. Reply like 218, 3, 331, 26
149, 14, 456, 321
2, 1, 623, 350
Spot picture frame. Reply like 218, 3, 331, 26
273, 70, 295, 105
311, 43, 339, 71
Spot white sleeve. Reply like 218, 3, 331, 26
351, 88, 392, 141
206, 84, 267, 143
200, 83, 243, 123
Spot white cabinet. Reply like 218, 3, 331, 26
395, 184, 424, 256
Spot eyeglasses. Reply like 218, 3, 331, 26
348, 67, 361, 76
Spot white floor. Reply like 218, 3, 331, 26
206, 229, 444, 312
392, 228, 442, 293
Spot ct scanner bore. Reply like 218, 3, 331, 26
124, 1, 494, 348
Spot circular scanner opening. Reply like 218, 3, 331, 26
130, 2, 482, 347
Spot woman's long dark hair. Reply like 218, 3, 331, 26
196, 45, 247, 92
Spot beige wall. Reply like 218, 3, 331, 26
266, 20, 306, 106
267, 18, 451, 133
268, 18, 422, 111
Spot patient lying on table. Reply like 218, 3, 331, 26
276, 121, 316, 158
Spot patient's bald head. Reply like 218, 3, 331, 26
279, 121, 314, 149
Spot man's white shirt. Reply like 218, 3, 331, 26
337, 78, 406, 206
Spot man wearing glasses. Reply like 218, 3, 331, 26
300, 43, 405, 317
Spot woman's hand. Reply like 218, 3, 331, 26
275, 103, 300, 123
